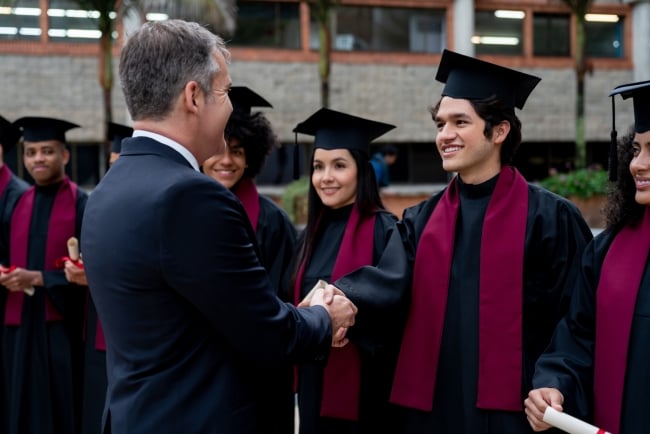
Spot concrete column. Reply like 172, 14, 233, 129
630, 0, 650, 81
453, 0, 475, 56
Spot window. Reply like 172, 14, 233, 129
533, 13, 570, 56
48, 0, 108, 43
311, 6, 446, 53
0, 0, 41, 41
230, 1, 300, 48
585, 15, 624, 58
473, 9, 524, 56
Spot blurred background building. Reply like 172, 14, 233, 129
0, 0, 647, 190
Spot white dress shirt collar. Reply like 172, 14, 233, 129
132, 130, 200, 172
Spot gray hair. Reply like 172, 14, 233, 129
119, 19, 230, 120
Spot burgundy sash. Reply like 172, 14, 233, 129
294, 205, 376, 420
0, 165, 12, 195
594, 207, 650, 433
391, 167, 528, 411
233, 177, 260, 231
4, 178, 77, 326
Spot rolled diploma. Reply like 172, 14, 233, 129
67, 237, 80, 262
543, 407, 611, 434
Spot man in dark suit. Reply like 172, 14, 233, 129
81, 19, 357, 434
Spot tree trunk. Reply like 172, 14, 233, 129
316, 1, 331, 108
574, 16, 587, 169
98, 8, 114, 174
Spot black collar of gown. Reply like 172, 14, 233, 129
457, 172, 499, 199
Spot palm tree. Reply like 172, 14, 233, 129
304, 0, 339, 108
562, 0, 594, 169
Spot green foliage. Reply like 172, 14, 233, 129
539, 168, 610, 198
281, 176, 310, 223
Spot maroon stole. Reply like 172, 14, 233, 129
294, 205, 376, 420
0, 165, 12, 195
233, 177, 260, 231
594, 207, 650, 433
390, 166, 528, 411
4, 178, 77, 326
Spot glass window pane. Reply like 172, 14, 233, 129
533, 13, 570, 56
311, 6, 446, 53
231, 1, 300, 48
48, 0, 107, 44
474, 9, 524, 56
0, 0, 41, 41
585, 16, 623, 58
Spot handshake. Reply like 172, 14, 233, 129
299, 280, 357, 348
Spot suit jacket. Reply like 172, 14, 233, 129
81, 137, 332, 434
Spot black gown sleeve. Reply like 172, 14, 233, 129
334, 210, 411, 354
532, 231, 615, 420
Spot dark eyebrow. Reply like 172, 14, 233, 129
434, 112, 470, 123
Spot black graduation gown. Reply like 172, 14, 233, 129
80, 298, 106, 434
0, 171, 29, 431
256, 194, 297, 297
250, 194, 297, 434
2, 181, 88, 434
398, 175, 592, 434
533, 227, 650, 434
296, 205, 408, 434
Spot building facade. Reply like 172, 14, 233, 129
0, 0, 647, 186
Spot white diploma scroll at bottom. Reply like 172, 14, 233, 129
543, 407, 612, 434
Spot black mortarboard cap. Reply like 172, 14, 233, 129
15, 116, 79, 143
435, 49, 541, 110
229, 86, 273, 115
292, 108, 395, 179
293, 108, 395, 153
107, 122, 134, 153
0, 116, 21, 152
607, 80, 650, 181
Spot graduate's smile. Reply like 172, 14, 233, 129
312, 148, 357, 209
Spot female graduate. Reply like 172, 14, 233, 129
202, 87, 297, 434
291, 108, 408, 434
526, 80, 650, 434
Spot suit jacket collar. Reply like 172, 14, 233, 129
119, 136, 196, 170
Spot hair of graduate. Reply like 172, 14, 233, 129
119, 19, 230, 121
604, 128, 644, 230
431, 95, 523, 165
225, 111, 278, 178
291, 148, 384, 289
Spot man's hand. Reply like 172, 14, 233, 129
64, 259, 88, 286
524, 387, 564, 432
0, 267, 42, 293
298, 281, 345, 307
309, 288, 357, 347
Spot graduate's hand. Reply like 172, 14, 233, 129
0, 268, 42, 292
524, 388, 564, 432
64, 259, 88, 286
310, 291, 357, 347
298, 283, 345, 307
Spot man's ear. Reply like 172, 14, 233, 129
183, 81, 201, 113
494, 121, 511, 144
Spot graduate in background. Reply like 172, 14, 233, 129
61, 121, 133, 434
0, 116, 29, 262
202, 86, 297, 434
202, 86, 296, 298
292, 108, 409, 434
0, 115, 30, 431
107, 121, 133, 166
526, 80, 650, 434
388, 50, 593, 434
0, 116, 87, 434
